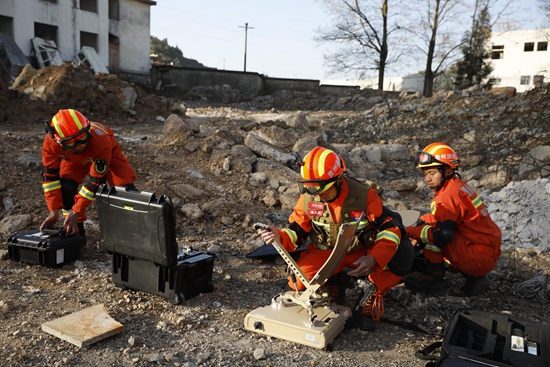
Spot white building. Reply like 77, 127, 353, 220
0, 0, 155, 81
488, 29, 550, 93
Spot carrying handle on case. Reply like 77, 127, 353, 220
415, 341, 442, 361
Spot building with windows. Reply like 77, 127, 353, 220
488, 29, 550, 92
0, 0, 156, 82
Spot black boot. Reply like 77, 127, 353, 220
461, 272, 488, 297
77, 222, 87, 247
405, 262, 449, 296
325, 271, 352, 306
352, 278, 381, 331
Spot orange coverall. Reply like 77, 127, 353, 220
276, 179, 403, 294
42, 122, 136, 222
406, 176, 502, 277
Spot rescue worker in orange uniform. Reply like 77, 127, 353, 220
258, 146, 414, 331
405, 142, 502, 297
40, 109, 137, 239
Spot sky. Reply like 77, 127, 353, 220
150, 0, 547, 82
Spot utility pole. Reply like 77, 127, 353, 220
238, 22, 254, 72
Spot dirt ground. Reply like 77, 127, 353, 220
0, 66, 549, 367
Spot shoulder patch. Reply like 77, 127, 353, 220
94, 159, 108, 174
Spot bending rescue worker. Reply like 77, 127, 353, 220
40, 109, 137, 240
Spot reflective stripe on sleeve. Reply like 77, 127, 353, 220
281, 228, 299, 250
420, 225, 433, 245
375, 229, 400, 247
471, 195, 483, 208
424, 244, 442, 253
78, 186, 95, 201
42, 180, 61, 192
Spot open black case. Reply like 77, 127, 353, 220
418, 309, 550, 367
96, 185, 215, 304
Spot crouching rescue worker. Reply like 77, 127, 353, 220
257, 146, 414, 331
405, 142, 502, 297
40, 109, 137, 240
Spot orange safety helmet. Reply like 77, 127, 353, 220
46, 109, 91, 149
415, 142, 460, 169
298, 146, 346, 195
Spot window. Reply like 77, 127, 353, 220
534, 75, 544, 84
524, 42, 534, 52
80, 0, 97, 13
80, 31, 98, 51
491, 45, 504, 59
520, 76, 531, 85
108, 0, 120, 21
537, 42, 548, 51
0, 15, 14, 36
34, 22, 58, 44
488, 78, 501, 85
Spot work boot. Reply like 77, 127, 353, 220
77, 222, 87, 247
352, 278, 382, 331
405, 262, 449, 296
461, 273, 489, 297
325, 272, 352, 306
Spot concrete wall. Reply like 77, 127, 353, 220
0, 0, 153, 76
151, 66, 264, 98
263, 77, 320, 94
319, 84, 360, 95
150, 65, 360, 98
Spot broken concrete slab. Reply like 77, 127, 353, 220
41, 304, 123, 347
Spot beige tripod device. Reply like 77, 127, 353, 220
244, 209, 420, 350
244, 213, 364, 350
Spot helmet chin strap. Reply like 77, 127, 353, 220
323, 177, 343, 203
432, 166, 458, 191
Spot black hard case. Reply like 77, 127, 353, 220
111, 250, 215, 304
96, 185, 177, 267
440, 309, 550, 367
7, 229, 83, 267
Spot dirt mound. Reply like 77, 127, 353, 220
6, 63, 177, 126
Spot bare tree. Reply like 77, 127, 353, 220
314, 0, 405, 90
411, 0, 466, 97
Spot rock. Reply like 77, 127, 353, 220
180, 203, 203, 219
163, 114, 200, 136
244, 134, 295, 166
0, 214, 32, 235
285, 111, 311, 132
261, 189, 279, 207
254, 348, 267, 360
0, 178, 9, 191
172, 183, 205, 198
15, 154, 42, 170
489, 86, 516, 97
519, 145, 550, 179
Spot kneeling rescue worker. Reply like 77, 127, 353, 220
258, 146, 414, 331
405, 142, 502, 297
40, 109, 137, 240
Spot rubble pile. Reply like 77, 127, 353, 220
486, 178, 550, 252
